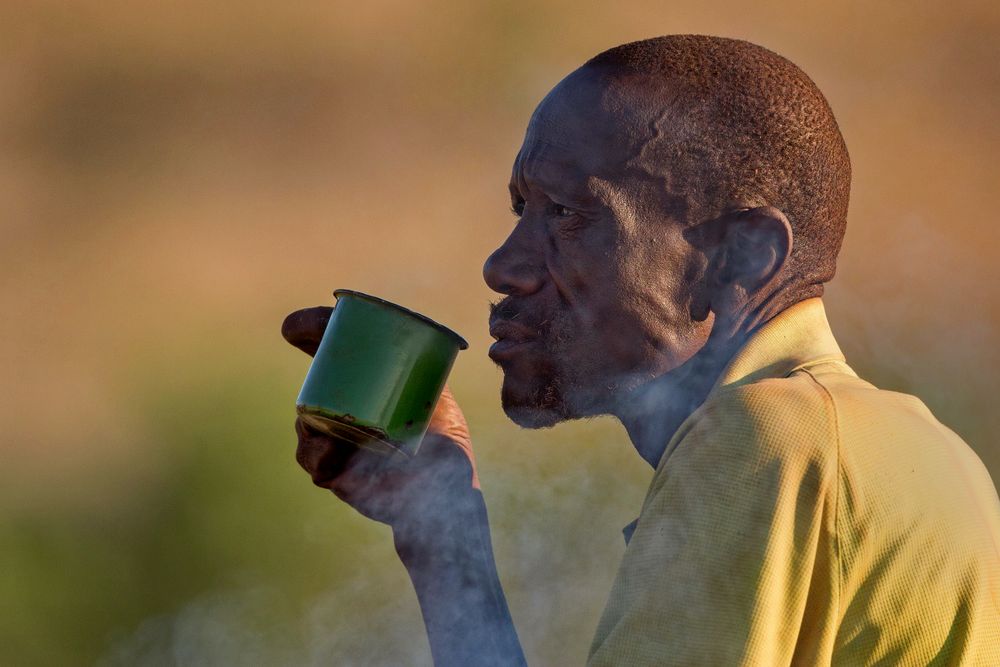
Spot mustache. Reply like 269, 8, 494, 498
488, 297, 550, 335
489, 297, 523, 323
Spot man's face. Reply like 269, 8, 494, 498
484, 68, 713, 428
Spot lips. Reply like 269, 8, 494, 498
488, 338, 538, 361
488, 319, 538, 361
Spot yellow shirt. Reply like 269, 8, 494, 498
588, 298, 1000, 666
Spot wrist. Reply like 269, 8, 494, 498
392, 488, 488, 567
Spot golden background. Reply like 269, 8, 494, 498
2, 1, 998, 664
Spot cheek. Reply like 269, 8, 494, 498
539, 217, 703, 371
543, 225, 622, 317
612, 230, 706, 363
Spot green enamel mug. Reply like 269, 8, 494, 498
295, 289, 468, 458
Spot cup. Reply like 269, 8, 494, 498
295, 289, 468, 458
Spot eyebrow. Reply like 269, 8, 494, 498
509, 147, 595, 207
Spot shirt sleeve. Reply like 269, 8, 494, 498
588, 381, 839, 666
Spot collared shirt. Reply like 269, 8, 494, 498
588, 298, 1000, 666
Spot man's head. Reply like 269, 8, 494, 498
484, 35, 851, 428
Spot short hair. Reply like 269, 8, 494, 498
585, 35, 851, 296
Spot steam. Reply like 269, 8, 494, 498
95, 416, 646, 667
98, 579, 432, 666
98, 588, 277, 666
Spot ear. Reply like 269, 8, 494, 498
706, 206, 793, 299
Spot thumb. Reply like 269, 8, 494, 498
281, 306, 333, 357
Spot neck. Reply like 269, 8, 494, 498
615, 292, 791, 468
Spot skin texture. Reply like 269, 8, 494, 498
284, 57, 809, 666
485, 70, 709, 430
486, 67, 794, 464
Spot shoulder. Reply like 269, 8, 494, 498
642, 372, 842, 533
668, 371, 839, 468
647, 373, 842, 510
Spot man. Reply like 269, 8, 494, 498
283, 35, 1000, 665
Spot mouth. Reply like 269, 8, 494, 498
488, 318, 539, 362
488, 337, 537, 361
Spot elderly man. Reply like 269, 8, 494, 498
283, 36, 1000, 665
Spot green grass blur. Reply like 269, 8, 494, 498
2, 1, 998, 664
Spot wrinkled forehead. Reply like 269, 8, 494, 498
513, 68, 655, 190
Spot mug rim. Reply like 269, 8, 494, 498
333, 289, 469, 350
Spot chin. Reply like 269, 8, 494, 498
503, 403, 564, 429
493, 341, 619, 428
499, 375, 568, 429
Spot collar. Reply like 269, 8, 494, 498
709, 297, 848, 393
622, 297, 849, 546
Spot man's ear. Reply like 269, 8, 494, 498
706, 206, 793, 298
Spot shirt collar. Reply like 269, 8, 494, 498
622, 297, 848, 546
709, 297, 848, 393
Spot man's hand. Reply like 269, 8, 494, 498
282, 306, 479, 527
282, 305, 525, 666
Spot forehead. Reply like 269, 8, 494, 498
512, 71, 648, 194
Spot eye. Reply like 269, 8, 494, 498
510, 198, 525, 218
552, 203, 575, 218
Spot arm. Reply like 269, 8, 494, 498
285, 307, 526, 666
393, 477, 526, 667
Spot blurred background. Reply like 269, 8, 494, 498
2, 1, 998, 664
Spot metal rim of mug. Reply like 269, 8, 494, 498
333, 289, 469, 350
297, 409, 408, 459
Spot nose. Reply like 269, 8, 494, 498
483, 230, 544, 296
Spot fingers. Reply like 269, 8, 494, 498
294, 418, 409, 524
427, 385, 471, 445
426, 385, 478, 488
295, 417, 359, 487
281, 307, 333, 357
292, 383, 480, 525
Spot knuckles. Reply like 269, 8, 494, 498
290, 408, 478, 524
294, 439, 329, 488
294, 418, 351, 488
